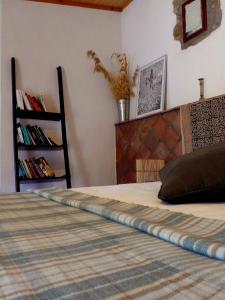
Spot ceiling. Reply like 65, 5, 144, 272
27, 0, 133, 12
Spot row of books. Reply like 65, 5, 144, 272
16, 89, 47, 112
18, 157, 55, 179
17, 123, 58, 146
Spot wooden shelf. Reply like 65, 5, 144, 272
12, 57, 71, 192
16, 109, 62, 121
19, 175, 67, 184
17, 144, 63, 151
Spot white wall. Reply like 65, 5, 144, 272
122, 0, 225, 119
0, 0, 121, 192
0, 0, 2, 188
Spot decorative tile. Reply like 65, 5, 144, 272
116, 109, 182, 184
190, 96, 225, 150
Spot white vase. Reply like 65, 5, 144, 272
117, 99, 130, 122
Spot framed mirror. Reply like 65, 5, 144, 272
182, 0, 207, 42
173, 0, 222, 49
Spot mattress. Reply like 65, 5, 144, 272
74, 181, 225, 221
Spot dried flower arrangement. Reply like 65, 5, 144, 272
87, 50, 138, 100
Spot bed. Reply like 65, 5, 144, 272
75, 182, 225, 221
0, 183, 225, 300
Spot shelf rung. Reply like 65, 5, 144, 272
16, 110, 62, 121
19, 175, 67, 184
17, 144, 63, 151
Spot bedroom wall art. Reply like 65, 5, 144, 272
173, 0, 222, 49
136, 55, 167, 118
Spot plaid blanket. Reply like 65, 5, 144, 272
1, 189, 225, 299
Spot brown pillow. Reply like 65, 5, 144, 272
158, 142, 225, 204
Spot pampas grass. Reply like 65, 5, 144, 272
87, 50, 138, 100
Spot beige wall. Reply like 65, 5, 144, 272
122, 0, 225, 119
0, 0, 1, 188
0, 0, 121, 192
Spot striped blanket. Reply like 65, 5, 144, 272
0, 189, 225, 299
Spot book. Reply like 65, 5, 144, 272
17, 123, 59, 148
18, 160, 26, 178
21, 160, 32, 178
16, 90, 24, 110
19, 156, 56, 179
16, 90, 48, 112
26, 128, 36, 145
27, 126, 39, 145
31, 158, 45, 178
17, 124, 24, 144
27, 160, 39, 178
25, 160, 35, 178
19, 160, 27, 178
39, 96, 47, 112
21, 126, 31, 145
36, 157, 55, 177
38, 127, 51, 145
21, 91, 32, 110
20, 126, 27, 145
18, 165, 24, 178
33, 97, 45, 112
27, 95, 42, 112
34, 126, 45, 144
48, 137, 58, 146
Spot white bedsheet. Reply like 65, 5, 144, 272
73, 182, 225, 221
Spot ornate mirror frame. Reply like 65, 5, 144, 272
173, 0, 222, 49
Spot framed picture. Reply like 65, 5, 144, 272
136, 55, 167, 118
182, 0, 207, 43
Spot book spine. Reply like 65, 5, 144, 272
16, 90, 24, 110
18, 160, 26, 178
28, 95, 41, 112
17, 124, 24, 144
21, 91, 32, 110
33, 97, 44, 112
27, 160, 38, 178
21, 127, 28, 144
21, 160, 31, 178
34, 126, 45, 144
36, 157, 49, 177
48, 137, 58, 146
22, 127, 31, 145
19, 90, 25, 110
28, 126, 39, 145
37, 157, 55, 177
25, 160, 34, 178
39, 96, 47, 112
26, 126, 36, 145
16, 90, 20, 109
38, 127, 50, 145
46, 136, 52, 146
31, 159, 45, 178
18, 166, 23, 178
27, 94, 36, 111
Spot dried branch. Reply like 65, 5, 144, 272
87, 50, 139, 100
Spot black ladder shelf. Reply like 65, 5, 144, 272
11, 57, 71, 192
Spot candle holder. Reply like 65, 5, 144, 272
198, 78, 205, 101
